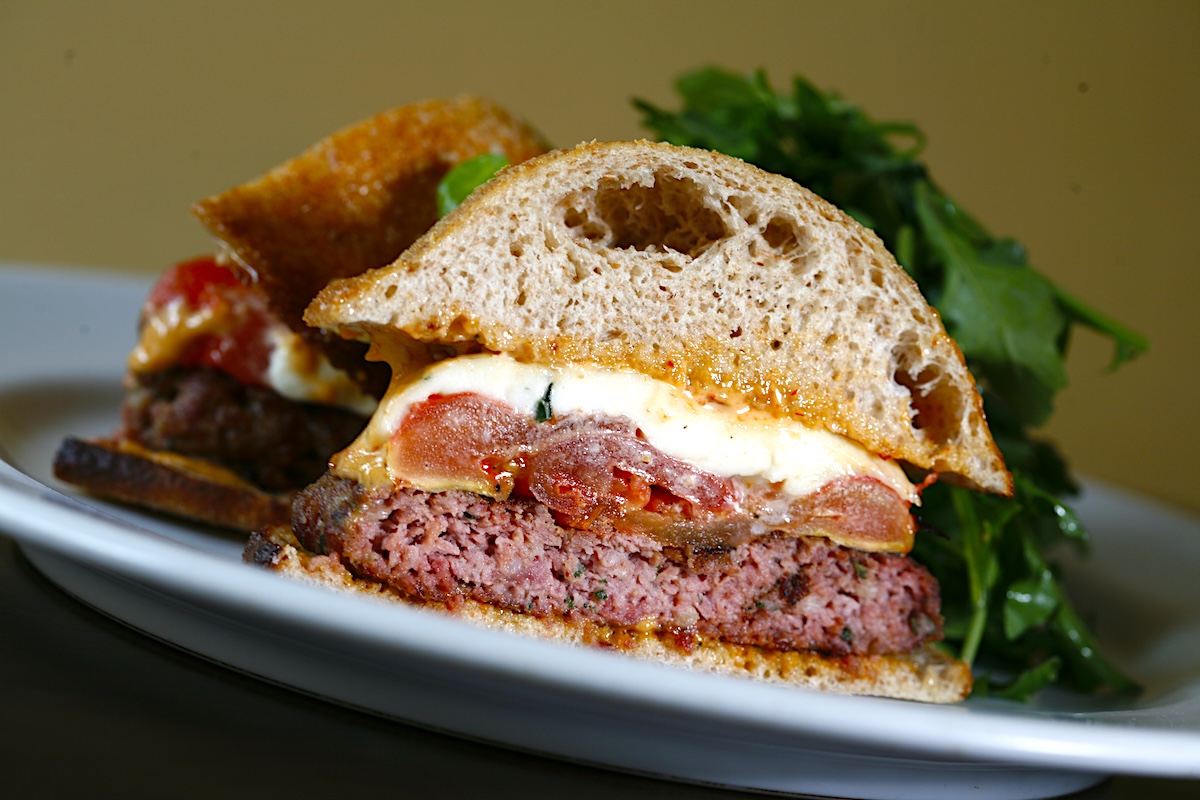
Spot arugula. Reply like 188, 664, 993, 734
636, 67, 1146, 699
436, 152, 511, 217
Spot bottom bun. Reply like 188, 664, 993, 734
245, 525, 973, 703
54, 436, 291, 532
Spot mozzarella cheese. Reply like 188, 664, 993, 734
264, 327, 377, 415
333, 353, 918, 504
129, 299, 376, 415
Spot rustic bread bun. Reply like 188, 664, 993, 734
53, 437, 290, 531
246, 525, 973, 703
308, 140, 1009, 494
194, 95, 549, 389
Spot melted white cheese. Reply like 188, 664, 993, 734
355, 353, 917, 503
129, 300, 376, 415
264, 327, 377, 415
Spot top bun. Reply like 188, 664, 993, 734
308, 140, 1009, 495
193, 95, 548, 335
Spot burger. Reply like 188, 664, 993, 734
248, 140, 1012, 703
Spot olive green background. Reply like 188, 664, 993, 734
2, 1, 1197, 515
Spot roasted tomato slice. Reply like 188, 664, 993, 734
138, 256, 275, 387
387, 391, 914, 552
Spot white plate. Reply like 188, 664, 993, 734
1, 263, 1198, 800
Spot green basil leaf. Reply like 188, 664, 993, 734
535, 383, 554, 423
436, 152, 510, 217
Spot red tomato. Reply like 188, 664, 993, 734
145, 255, 242, 312
143, 256, 275, 387
387, 392, 914, 551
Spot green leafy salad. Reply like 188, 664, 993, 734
634, 67, 1147, 700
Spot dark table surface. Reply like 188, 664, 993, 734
3, 532, 1196, 800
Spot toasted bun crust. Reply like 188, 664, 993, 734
53, 437, 291, 531
308, 140, 1009, 494
246, 525, 973, 703
194, 95, 549, 335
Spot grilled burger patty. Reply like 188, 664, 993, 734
293, 473, 943, 657
122, 367, 368, 492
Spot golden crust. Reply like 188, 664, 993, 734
246, 525, 973, 704
193, 95, 548, 335
53, 437, 291, 532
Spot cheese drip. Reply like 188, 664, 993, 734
332, 353, 918, 505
